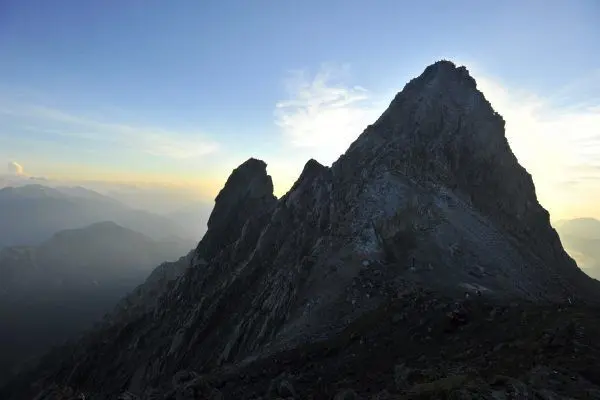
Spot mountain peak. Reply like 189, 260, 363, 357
198, 158, 277, 259
373, 60, 494, 134
287, 159, 328, 192
337, 59, 509, 185
336, 60, 506, 187
331, 59, 592, 298
418, 59, 476, 88
213, 158, 273, 206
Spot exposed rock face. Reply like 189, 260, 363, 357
194, 157, 277, 262
3, 60, 599, 400
326, 60, 595, 300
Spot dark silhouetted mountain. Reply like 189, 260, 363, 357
555, 218, 600, 279
0, 221, 192, 384
4, 61, 600, 399
0, 184, 196, 245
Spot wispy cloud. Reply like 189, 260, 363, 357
274, 64, 383, 164
7, 161, 24, 176
0, 103, 219, 159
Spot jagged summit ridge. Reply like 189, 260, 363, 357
5, 60, 599, 400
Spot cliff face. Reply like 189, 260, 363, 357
4, 60, 599, 400
194, 158, 278, 262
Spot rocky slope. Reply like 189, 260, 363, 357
3, 60, 599, 400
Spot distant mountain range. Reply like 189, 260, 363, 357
0, 221, 193, 383
0, 184, 203, 246
555, 218, 600, 279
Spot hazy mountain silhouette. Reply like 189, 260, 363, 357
555, 218, 600, 239
164, 201, 213, 240
0, 221, 192, 383
555, 218, 600, 279
0, 184, 198, 246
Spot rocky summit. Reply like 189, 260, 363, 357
3, 60, 600, 400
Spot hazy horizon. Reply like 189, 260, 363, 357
0, 174, 211, 215
1, 1, 598, 221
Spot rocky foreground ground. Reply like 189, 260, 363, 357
31, 282, 600, 399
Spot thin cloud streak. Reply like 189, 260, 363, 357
0, 103, 220, 159
274, 64, 383, 165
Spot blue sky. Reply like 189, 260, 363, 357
0, 0, 599, 217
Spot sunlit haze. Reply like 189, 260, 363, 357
0, 0, 598, 219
